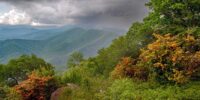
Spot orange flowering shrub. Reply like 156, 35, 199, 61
138, 33, 200, 84
14, 72, 58, 100
112, 34, 200, 84
111, 57, 148, 81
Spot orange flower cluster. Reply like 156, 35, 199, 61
112, 33, 200, 84
14, 72, 57, 100
138, 33, 200, 84
111, 57, 148, 81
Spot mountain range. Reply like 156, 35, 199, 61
0, 25, 121, 70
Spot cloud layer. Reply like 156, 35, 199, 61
0, 9, 41, 26
0, 0, 149, 30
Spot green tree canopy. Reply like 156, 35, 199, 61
0, 54, 53, 86
145, 0, 200, 34
67, 51, 84, 68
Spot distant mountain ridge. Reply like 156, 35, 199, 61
0, 24, 75, 40
0, 25, 121, 70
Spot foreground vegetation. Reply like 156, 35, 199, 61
1, 0, 200, 99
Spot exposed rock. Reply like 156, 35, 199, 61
51, 83, 79, 100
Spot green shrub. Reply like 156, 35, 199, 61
0, 85, 21, 100
104, 78, 135, 100
0, 54, 54, 86
104, 79, 200, 100
61, 67, 83, 85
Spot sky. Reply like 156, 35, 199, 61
0, 0, 149, 30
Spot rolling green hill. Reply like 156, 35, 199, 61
0, 27, 119, 70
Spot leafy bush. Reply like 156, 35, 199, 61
14, 72, 58, 100
138, 33, 200, 84
104, 78, 135, 100
111, 33, 200, 84
58, 78, 111, 100
62, 60, 101, 86
60, 61, 112, 99
0, 85, 21, 100
104, 79, 200, 100
0, 54, 54, 86
33, 67, 55, 77
111, 57, 148, 81
61, 67, 84, 85
0, 86, 9, 99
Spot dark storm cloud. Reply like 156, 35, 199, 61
1, 0, 149, 30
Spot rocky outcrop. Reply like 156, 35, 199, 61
51, 83, 79, 100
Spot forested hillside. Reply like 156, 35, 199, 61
0, 27, 118, 70
0, 0, 200, 100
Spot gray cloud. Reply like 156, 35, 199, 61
1, 0, 149, 30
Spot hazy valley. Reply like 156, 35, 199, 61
0, 25, 120, 70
